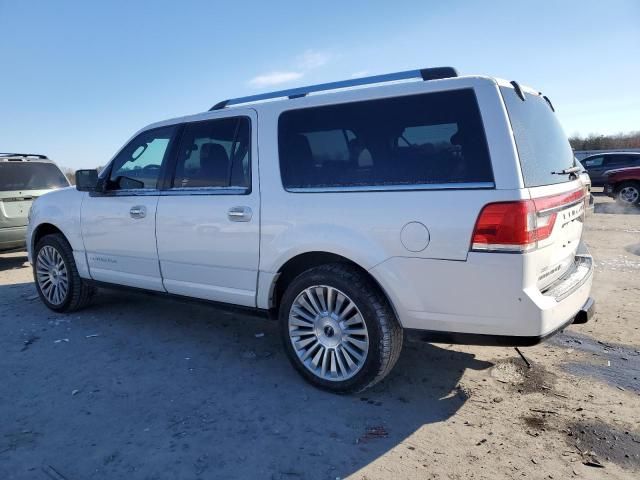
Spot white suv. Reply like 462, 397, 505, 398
27, 67, 595, 393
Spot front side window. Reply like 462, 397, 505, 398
171, 117, 251, 190
278, 89, 493, 190
0, 163, 69, 191
108, 126, 177, 190
582, 157, 603, 168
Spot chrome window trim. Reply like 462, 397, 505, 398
161, 187, 249, 196
90, 186, 251, 197
286, 182, 495, 193
90, 188, 161, 197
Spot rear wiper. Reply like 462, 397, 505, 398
551, 166, 581, 175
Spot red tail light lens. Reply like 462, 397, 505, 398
471, 200, 541, 251
471, 188, 585, 253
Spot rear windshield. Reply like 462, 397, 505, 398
500, 87, 575, 187
0, 162, 69, 191
278, 89, 493, 190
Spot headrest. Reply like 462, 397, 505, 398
200, 143, 229, 165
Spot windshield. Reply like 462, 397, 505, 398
0, 162, 69, 191
500, 87, 575, 187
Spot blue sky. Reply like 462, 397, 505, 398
1, 0, 639, 169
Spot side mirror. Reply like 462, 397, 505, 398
75, 169, 99, 192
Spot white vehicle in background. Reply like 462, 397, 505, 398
1, 154, 69, 251
27, 67, 594, 393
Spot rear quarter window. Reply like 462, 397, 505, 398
500, 87, 575, 187
278, 89, 494, 190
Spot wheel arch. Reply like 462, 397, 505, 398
30, 221, 90, 279
268, 251, 399, 321
31, 223, 66, 252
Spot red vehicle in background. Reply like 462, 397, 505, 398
604, 166, 640, 207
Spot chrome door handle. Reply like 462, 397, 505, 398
129, 205, 147, 219
227, 206, 252, 222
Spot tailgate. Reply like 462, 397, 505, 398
528, 180, 587, 290
0, 191, 41, 228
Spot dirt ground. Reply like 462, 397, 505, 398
1, 192, 639, 480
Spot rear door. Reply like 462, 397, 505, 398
0, 161, 69, 229
501, 86, 586, 289
155, 112, 260, 307
81, 125, 178, 291
607, 154, 640, 171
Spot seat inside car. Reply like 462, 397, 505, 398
196, 142, 230, 187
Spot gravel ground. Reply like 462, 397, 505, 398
1, 192, 639, 479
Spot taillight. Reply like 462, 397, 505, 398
471, 188, 585, 253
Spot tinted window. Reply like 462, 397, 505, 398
604, 156, 625, 166
278, 89, 493, 189
109, 126, 177, 190
172, 117, 250, 189
582, 156, 603, 168
500, 87, 574, 187
0, 163, 69, 191
605, 155, 639, 167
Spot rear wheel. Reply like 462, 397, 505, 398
279, 263, 403, 393
33, 233, 95, 312
616, 181, 640, 206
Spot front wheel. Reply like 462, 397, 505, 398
33, 233, 95, 312
279, 263, 403, 393
616, 181, 640, 207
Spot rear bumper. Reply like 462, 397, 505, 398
0, 225, 27, 251
409, 297, 595, 346
370, 247, 594, 341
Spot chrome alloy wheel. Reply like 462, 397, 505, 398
619, 186, 640, 205
36, 245, 69, 305
288, 285, 369, 381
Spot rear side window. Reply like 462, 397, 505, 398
0, 163, 68, 191
172, 117, 250, 190
278, 89, 493, 190
606, 155, 636, 167
500, 87, 575, 187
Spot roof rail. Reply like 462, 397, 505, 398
0, 153, 49, 159
209, 66, 458, 111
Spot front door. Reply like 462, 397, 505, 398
81, 125, 178, 291
582, 156, 606, 185
155, 112, 260, 307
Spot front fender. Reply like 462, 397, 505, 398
27, 188, 86, 266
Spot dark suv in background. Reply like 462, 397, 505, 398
580, 152, 640, 186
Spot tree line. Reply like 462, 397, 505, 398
569, 131, 640, 151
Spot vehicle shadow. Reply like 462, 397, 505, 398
0, 251, 29, 271
0, 283, 493, 480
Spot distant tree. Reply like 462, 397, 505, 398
62, 168, 76, 185
569, 131, 640, 150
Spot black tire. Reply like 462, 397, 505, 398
615, 181, 640, 207
33, 233, 95, 312
279, 263, 403, 393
